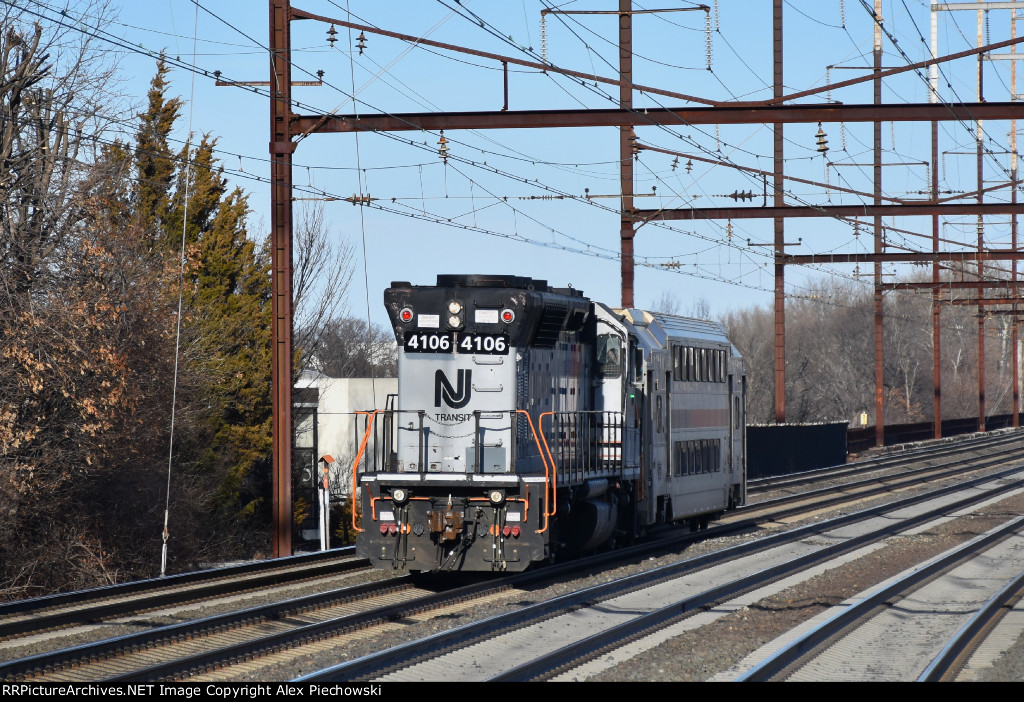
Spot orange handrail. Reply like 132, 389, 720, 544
516, 409, 553, 534
536, 411, 558, 522
349, 410, 381, 533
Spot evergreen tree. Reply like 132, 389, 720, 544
134, 57, 182, 243
133, 64, 273, 555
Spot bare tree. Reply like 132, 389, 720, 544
306, 317, 397, 378
292, 201, 355, 373
649, 289, 681, 315
0, 2, 125, 304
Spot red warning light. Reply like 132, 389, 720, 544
399, 307, 414, 323
501, 308, 515, 323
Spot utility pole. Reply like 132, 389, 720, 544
269, 0, 295, 558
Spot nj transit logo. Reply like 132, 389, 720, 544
434, 369, 472, 409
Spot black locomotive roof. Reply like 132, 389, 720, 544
386, 275, 589, 348
390, 274, 585, 299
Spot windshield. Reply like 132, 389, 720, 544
596, 334, 623, 378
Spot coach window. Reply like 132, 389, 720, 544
596, 335, 622, 378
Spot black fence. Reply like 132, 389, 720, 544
747, 423, 849, 479
748, 413, 1022, 479
846, 413, 1021, 455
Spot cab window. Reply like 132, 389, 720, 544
596, 334, 622, 378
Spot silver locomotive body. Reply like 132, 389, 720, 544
354, 275, 745, 572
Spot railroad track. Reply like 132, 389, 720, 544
0, 549, 371, 655
298, 466, 1024, 682
5, 430, 1024, 682
728, 515, 1024, 681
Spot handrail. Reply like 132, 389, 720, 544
516, 409, 553, 534
537, 412, 558, 524
349, 410, 381, 533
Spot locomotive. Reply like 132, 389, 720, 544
352, 274, 745, 572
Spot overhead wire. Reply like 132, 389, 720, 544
17, 0, 1023, 317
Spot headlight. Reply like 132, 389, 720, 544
448, 301, 462, 315
392, 488, 409, 504
488, 489, 504, 505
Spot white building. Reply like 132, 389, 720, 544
294, 371, 397, 499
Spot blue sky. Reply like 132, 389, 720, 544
23, 1, 1024, 327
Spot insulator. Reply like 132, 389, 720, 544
705, 10, 712, 70
437, 130, 450, 163
815, 123, 829, 154
356, 31, 367, 55
540, 14, 547, 64
686, 159, 693, 174
327, 24, 338, 48
671, 156, 679, 171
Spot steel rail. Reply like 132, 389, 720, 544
0, 575, 412, 681
0, 547, 354, 618
0, 548, 362, 641
918, 566, 1024, 681
735, 516, 1024, 682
